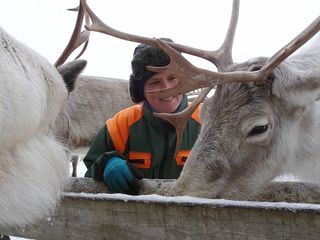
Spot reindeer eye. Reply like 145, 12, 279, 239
250, 65, 262, 72
248, 125, 268, 137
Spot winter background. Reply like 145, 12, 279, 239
1, 0, 319, 239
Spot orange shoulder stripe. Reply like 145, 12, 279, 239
106, 104, 143, 154
190, 102, 202, 124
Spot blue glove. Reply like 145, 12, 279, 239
103, 157, 143, 195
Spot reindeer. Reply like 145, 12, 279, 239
0, 26, 85, 227
53, 73, 132, 176
74, 0, 320, 199
53, 74, 131, 151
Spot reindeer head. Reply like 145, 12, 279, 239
174, 61, 286, 198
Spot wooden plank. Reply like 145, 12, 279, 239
2, 178, 320, 240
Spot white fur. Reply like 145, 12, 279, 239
0, 27, 68, 226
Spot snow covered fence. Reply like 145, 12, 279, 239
2, 178, 320, 240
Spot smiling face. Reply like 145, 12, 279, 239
144, 73, 183, 113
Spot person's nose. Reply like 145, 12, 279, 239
161, 79, 175, 89
161, 80, 170, 89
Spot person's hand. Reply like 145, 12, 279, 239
103, 157, 143, 195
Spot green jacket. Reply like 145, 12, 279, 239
84, 95, 201, 180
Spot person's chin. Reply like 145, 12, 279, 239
160, 103, 179, 113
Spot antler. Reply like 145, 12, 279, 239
154, 88, 212, 158
54, 4, 91, 67
146, 15, 320, 98
79, 0, 239, 69
149, 14, 320, 155
78, 0, 240, 157
149, 0, 240, 156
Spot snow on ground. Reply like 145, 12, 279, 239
65, 191, 320, 211
9, 237, 32, 240
70, 154, 87, 177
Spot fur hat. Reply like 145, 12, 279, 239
129, 38, 173, 103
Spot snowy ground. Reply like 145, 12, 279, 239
10, 238, 30, 240
71, 154, 87, 177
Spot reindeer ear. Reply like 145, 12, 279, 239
271, 61, 320, 107
271, 37, 320, 107
57, 59, 87, 92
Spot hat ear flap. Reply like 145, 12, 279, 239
129, 74, 143, 103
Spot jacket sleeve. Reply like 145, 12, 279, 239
83, 125, 125, 181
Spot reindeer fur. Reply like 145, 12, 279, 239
0, 27, 84, 227
54, 74, 132, 150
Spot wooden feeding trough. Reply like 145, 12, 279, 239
2, 178, 320, 240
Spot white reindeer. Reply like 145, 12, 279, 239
77, 0, 320, 199
0, 26, 85, 227
165, 42, 320, 199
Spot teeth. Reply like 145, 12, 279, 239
160, 97, 174, 101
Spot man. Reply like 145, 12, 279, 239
84, 39, 202, 195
